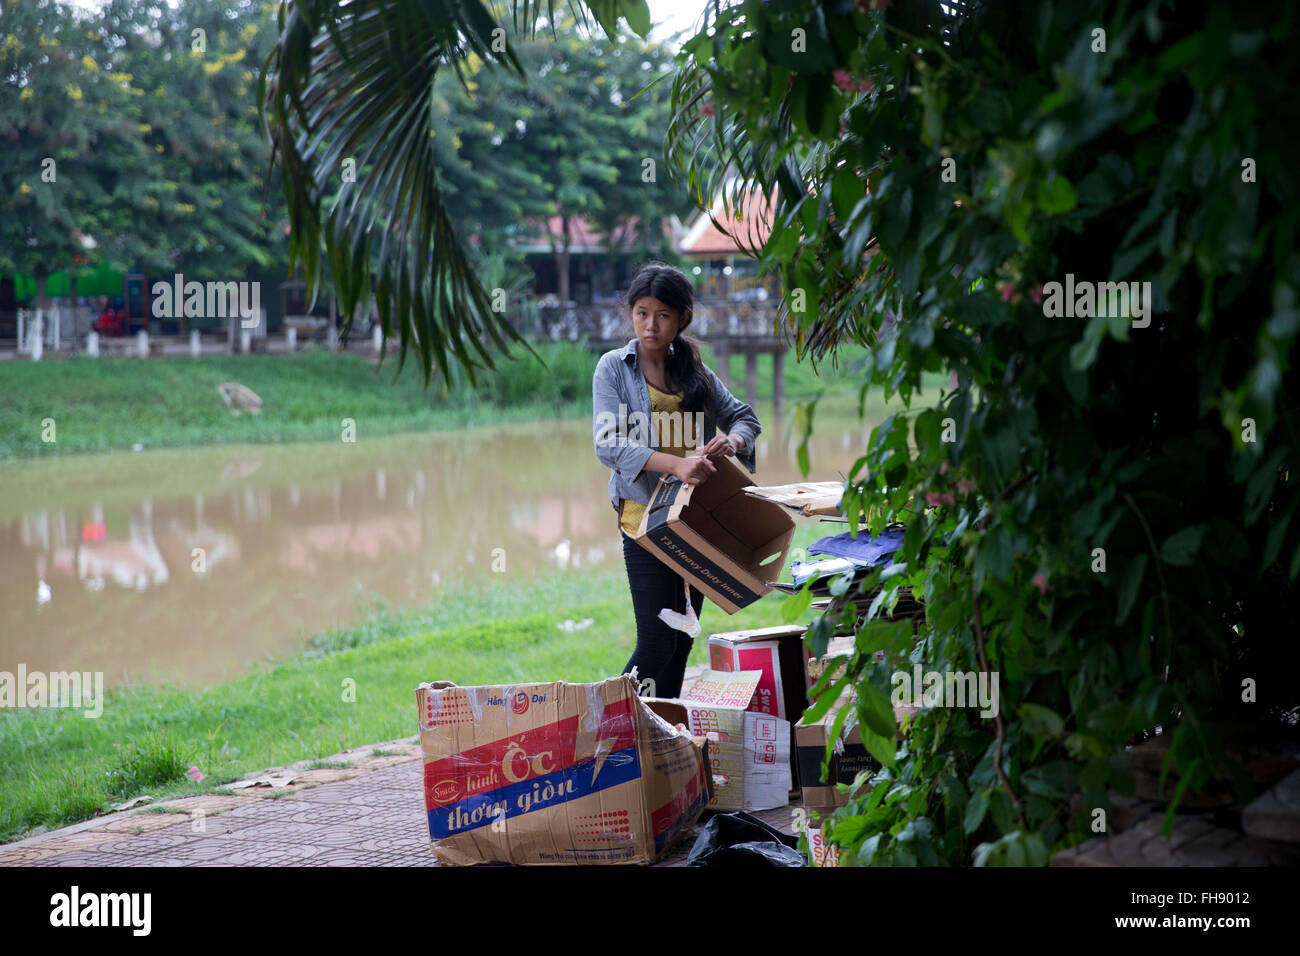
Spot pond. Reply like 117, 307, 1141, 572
0, 404, 875, 690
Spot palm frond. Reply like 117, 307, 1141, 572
261, 0, 534, 387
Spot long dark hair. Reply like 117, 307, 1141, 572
626, 262, 713, 413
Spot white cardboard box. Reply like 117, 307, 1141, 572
681, 669, 791, 811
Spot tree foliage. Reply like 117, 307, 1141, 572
430, 18, 689, 301
1, 0, 289, 302
259, 0, 658, 385
668, 0, 1300, 864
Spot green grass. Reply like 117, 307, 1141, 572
0, 519, 839, 844
0, 344, 599, 461
0, 340, 892, 462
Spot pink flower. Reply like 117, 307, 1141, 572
701, 102, 715, 117
957, 479, 977, 495
187, 766, 206, 783
999, 283, 1017, 302
858, 0, 890, 11
1029, 285, 1044, 305
833, 69, 855, 91
926, 491, 956, 507
858, 77, 875, 94
1031, 573, 1051, 594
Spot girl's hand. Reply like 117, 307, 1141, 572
675, 455, 717, 486
702, 433, 741, 458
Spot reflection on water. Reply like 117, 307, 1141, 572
0, 406, 874, 690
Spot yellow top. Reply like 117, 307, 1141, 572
619, 383, 697, 537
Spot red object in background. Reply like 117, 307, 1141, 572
93, 310, 125, 336
82, 522, 106, 542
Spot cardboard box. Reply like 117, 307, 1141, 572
707, 624, 811, 721
678, 669, 791, 811
417, 675, 712, 865
636, 456, 796, 613
795, 696, 880, 812
806, 635, 856, 690
807, 823, 840, 867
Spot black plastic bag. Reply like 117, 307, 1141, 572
685, 811, 806, 867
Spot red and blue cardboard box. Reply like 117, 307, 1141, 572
418, 675, 712, 865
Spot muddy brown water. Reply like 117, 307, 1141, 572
0, 407, 875, 690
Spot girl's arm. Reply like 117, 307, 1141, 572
592, 354, 654, 482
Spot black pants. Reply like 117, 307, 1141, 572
621, 532, 705, 699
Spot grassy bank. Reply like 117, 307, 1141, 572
0, 343, 602, 461
0, 520, 841, 844
0, 340, 877, 461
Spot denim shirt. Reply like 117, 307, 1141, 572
593, 338, 761, 514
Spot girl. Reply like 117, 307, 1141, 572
592, 262, 762, 698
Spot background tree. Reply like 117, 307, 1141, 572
431, 17, 689, 302
0, 0, 149, 307
1, 0, 289, 309
260, 0, 654, 383
94, 0, 289, 282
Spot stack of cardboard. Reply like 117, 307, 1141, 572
666, 669, 792, 811
707, 624, 811, 799
795, 693, 880, 814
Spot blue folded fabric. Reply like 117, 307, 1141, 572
807, 528, 905, 567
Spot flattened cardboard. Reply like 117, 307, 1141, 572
417, 675, 711, 865
636, 456, 796, 613
679, 670, 791, 811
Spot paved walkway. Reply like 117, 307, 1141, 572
0, 734, 802, 868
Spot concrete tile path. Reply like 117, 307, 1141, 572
0, 734, 803, 868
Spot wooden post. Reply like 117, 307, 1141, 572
286, 326, 296, 353
87, 331, 99, 357
745, 350, 758, 409
136, 330, 149, 358
190, 329, 201, 358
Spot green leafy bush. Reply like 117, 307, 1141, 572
669, 0, 1299, 863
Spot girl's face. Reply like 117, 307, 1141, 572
631, 296, 687, 354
